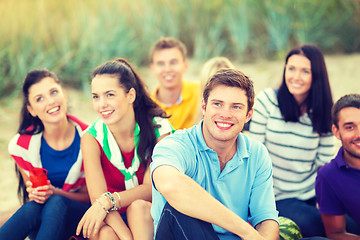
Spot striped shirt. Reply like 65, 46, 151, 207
8, 115, 88, 192
249, 88, 334, 201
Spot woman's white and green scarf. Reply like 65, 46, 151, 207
85, 117, 174, 189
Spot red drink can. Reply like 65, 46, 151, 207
29, 167, 48, 188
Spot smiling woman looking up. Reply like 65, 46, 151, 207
0, 69, 90, 240
249, 44, 334, 237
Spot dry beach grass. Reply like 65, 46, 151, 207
0, 54, 359, 213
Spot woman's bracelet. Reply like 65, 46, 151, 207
96, 198, 109, 214
114, 192, 121, 209
102, 192, 118, 211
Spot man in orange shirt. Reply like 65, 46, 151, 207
150, 37, 200, 130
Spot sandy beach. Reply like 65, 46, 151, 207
1, 54, 359, 213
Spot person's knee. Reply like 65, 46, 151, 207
128, 199, 151, 212
97, 225, 118, 240
46, 194, 63, 201
18, 201, 42, 217
127, 199, 152, 221
42, 195, 69, 214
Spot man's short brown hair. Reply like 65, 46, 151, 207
332, 94, 360, 128
203, 68, 255, 113
150, 37, 187, 63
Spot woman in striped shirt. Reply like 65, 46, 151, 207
0, 69, 90, 240
249, 45, 334, 237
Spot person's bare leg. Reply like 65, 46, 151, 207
127, 200, 153, 240
90, 225, 119, 240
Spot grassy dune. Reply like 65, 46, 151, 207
1, 0, 359, 98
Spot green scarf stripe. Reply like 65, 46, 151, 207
102, 123, 112, 160
86, 117, 171, 187
153, 117, 175, 137
153, 118, 161, 138
130, 123, 141, 178
120, 168, 132, 181
170, 125, 175, 133
86, 121, 98, 138
110, 122, 140, 181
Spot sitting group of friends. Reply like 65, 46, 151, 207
0, 37, 359, 240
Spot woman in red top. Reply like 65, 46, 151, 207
76, 58, 173, 240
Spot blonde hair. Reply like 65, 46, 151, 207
200, 57, 234, 91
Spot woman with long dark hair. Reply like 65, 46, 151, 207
249, 44, 334, 237
76, 58, 173, 240
0, 69, 89, 239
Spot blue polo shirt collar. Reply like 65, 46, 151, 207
195, 120, 250, 165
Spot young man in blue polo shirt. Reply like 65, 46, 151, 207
316, 94, 360, 239
150, 69, 279, 239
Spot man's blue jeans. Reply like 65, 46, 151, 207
155, 202, 221, 240
0, 195, 89, 240
276, 197, 360, 238
155, 202, 335, 240
276, 197, 325, 237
